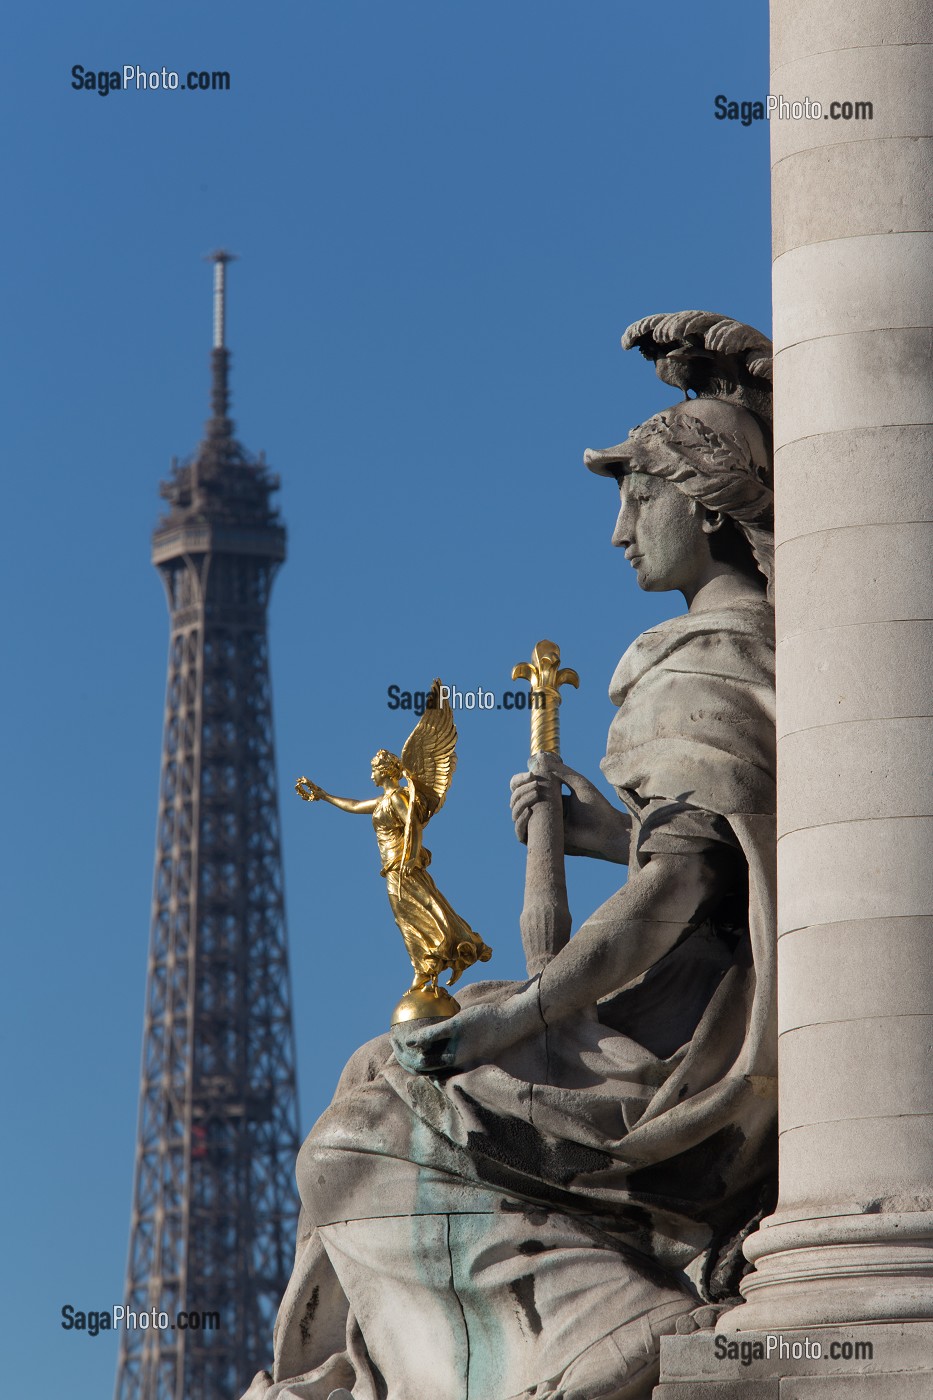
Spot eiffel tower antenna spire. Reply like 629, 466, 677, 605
205, 248, 237, 431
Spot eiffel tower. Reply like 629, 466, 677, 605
116, 254, 301, 1400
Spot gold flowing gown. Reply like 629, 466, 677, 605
373, 786, 490, 988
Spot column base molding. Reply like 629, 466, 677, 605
724, 1210, 933, 1331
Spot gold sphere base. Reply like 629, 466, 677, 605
391, 985, 461, 1026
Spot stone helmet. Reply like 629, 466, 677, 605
585, 311, 775, 594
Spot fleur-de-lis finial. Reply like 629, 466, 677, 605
511, 640, 579, 756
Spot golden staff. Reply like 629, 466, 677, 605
512, 640, 579, 756
510, 640, 579, 976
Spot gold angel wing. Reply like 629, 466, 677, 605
400, 678, 457, 821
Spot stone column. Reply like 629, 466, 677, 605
730, 0, 933, 1332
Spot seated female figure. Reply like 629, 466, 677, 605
245, 318, 778, 1400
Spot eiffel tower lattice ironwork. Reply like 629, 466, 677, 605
116, 253, 301, 1400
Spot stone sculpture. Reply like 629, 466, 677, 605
242, 310, 779, 1400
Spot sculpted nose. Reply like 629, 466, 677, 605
612, 502, 631, 549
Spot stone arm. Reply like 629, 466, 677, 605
538, 848, 727, 1019
393, 845, 734, 1072
510, 759, 631, 864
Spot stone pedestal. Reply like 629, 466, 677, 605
657, 0, 933, 1392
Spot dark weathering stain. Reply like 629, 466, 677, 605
518, 1239, 548, 1256
298, 1284, 319, 1344
612, 1203, 655, 1235
465, 1100, 612, 1187
509, 1274, 543, 1336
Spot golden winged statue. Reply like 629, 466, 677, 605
296, 679, 492, 1023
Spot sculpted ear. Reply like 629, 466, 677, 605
701, 509, 726, 535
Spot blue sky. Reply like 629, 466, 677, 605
2, 2, 770, 1391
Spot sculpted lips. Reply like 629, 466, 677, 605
625, 550, 642, 566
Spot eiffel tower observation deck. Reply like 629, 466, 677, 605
115, 253, 301, 1400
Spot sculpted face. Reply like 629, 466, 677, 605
612, 470, 714, 594
371, 754, 400, 787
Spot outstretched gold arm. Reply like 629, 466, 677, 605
295, 777, 377, 815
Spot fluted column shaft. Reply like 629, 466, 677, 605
732, 0, 933, 1330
